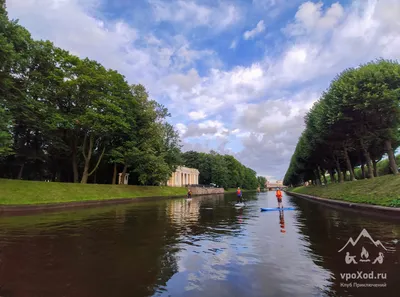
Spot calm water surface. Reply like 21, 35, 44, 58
0, 192, 399, 297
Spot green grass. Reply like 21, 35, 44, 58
0, 179, 188, 205
289, 174, 400, 207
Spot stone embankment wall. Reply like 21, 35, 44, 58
190, 187, 224, 195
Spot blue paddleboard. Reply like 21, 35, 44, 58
260, 207, 295, 212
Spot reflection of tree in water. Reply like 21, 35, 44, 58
290, 198, 400, 297
0, 203, 182, 297
0, 193, 257, 297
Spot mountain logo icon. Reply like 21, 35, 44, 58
338, 228, 387, 253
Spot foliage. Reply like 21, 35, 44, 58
0, 9, 184, 185
0, 107, 13, 157
257, 176, 267, 189
284, 59, 400, 186
181, 150, 258, 190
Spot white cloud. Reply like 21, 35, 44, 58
176, 123, 188, 136
188, 111, 207, 120
148, 0, 240, 30
243, 20, 266, 40
181, 120, 230, 140
285, 1, 344, 37
230, 39, 238, 49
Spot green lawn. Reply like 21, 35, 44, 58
0, 179, 188, 205
289, 175, 400, 207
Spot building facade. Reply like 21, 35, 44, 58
167, 166, 200, 187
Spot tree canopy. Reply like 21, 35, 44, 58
284, 59, 400, 186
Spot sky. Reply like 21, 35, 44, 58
6, 0, 400, 181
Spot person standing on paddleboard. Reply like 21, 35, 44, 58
276, 188, 283, 208
236, 187, 243, 203
187, 189, 192, 198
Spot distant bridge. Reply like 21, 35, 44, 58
264, 181, 287, 190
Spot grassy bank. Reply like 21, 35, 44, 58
289, 175, 400, 207
0, 179, 188, 205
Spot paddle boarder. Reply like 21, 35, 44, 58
276, 188, 283, 208
187, 188, 192, 198
236, 187, 243, 203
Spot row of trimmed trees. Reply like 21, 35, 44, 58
181, 151, 260, 189
283, 59, 400, 186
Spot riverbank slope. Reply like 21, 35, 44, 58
288, 175, 400, 207
0, 179, 189, 205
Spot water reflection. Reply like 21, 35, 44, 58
0, 192, 398, 297
291, 197, 400, 297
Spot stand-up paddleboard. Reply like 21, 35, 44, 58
235, 202, 245, 207
260, 207, 295, 212
186, 198, 192, 201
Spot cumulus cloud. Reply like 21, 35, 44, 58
181, 120, 229, 139
148, 0, 241, 30
285, 2, 344, 37
188, 111, 207, 121
243, 20, 266, 40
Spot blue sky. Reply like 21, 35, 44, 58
6, 0, 400, 180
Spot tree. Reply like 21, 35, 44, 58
257, 176, 266, 189
284, 59, 400, 186
0, 107, 12, 157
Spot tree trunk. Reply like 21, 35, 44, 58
335, 158, 344, 183
315, 168, 321, 185
384, 139, 398, 175
329, 169, 336, 183
343, 147, 355, 181
342, 169, 347, 182
372, 160, 378, 177
81, 134, 106, 184
119, 164, 128, 185
322, 170, 328, 185
55, 170, 61, 182
71, 138, 79, 183
360, 138, 374, 178
17, 163, 25, 179
361, 163, 365, 179
112, 163, 117, 185
81, 134, 93, 184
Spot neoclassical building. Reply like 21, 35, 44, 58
167, 166, 200, 187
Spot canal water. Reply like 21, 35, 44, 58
0, 191, 399, 297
